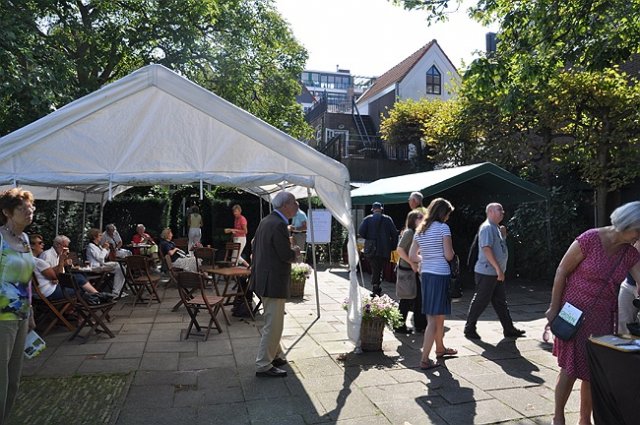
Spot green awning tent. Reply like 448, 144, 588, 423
350, 163, 548, 206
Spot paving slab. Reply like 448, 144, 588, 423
10, 268, 575, 424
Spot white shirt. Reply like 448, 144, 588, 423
34, 257, 56, 297
86, 242, 108, 267
40, 246, 60, 268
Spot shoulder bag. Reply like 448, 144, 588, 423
363, 216, 383, 258
550, 253, 624, 341
396, 265, 416, 299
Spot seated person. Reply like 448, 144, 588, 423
101, 223, 131, 258
30, 234, 99, 299
131, 224, 158, 256
39, 234, 92, 290
159, 227, 198, 272
86, 228, 127, 297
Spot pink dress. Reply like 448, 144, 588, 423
553, 229, 640, 380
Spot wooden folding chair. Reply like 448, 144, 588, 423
193, 247, 218, 293
176, 271, 230, 341
58, 273, 117, 343
166, 254, 187, 311
124, 255, 162, 306
31, 273, 76, 336
216, 242, 241, 268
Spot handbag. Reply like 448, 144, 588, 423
550, 253, 624, 341
396, 265, 416, 299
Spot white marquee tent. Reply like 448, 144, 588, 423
0, 64, 363, 343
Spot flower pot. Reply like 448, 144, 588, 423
360, 317, 385, 352
289, 276, 305, 298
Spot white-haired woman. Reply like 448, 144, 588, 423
545, 201, 640, 425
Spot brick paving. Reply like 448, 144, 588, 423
13, 268, 579, 424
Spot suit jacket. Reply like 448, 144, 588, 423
252, 211, 297, 299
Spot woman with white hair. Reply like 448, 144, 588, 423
545, 201, 640, 425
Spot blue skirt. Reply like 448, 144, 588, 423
421, 272, 451, 315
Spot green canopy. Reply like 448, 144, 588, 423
351, 163, 548, 206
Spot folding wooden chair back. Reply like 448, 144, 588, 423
193, 247, 217, 274
31, 273, 76, 336
166, 254, 187, 311
124, 255, 162, 306
176, 271, 230, 341
173, 237, 189, 253
58, 273, 117, 342
216, 242, 241, 268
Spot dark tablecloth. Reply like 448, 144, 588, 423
587, 338, 640, 425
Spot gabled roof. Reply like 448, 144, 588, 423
350, 163, 548, 205
356, 39, 456, 104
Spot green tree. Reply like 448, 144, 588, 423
0, 0, 311, 139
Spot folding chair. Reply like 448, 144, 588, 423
58, 273, 117, 342
124, 255, 162, 306
216, 242, 241, 268
193, 247, 218, 293
176, 271, 230, 341
166, 254, 187, 311
31, 273, 75, 336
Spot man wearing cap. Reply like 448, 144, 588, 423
359, 202, 398, 296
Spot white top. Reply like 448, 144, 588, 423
39, 246, 59, 268
414, 221, 451, 276
34, 257, 56, 297
86, 243, 108, 267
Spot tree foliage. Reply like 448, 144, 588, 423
0, 0, 311, 139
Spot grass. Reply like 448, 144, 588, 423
8, 373, 130, 425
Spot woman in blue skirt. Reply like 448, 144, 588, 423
409, 197, 457, 369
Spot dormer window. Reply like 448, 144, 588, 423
426, 66, 441, 95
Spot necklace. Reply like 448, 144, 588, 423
3, 225, 29, 250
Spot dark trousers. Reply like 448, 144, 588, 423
465, 272, 515, 332
369, 256, 385, 289
398, 272, 427, 330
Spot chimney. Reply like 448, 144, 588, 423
486, 32, 497, 53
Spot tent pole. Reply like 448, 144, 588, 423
55, 188, 61, 235
98, 194, 103, 231
307, 188, 320, 318
80, 193, 88, 251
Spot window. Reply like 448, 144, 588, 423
426, 66, 441, 95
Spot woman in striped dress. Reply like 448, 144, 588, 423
409, 198, 457, 370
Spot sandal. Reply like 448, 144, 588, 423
435, 348, 458, 358
420, 359, 440, 370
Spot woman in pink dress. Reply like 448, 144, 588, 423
545, 201, 640, 425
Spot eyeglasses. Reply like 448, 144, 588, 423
16, 204, 36, 213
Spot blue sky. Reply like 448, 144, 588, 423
274, 0, 498, 77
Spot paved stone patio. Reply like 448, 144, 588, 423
13, 267, 581, 424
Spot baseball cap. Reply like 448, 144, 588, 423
371, 202, 383, 211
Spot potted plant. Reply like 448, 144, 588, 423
343, 294, 402, 351
290, 262, 313, 298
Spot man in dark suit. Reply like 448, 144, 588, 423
253, 192, 300, 378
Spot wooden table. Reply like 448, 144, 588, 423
211, 267, 253, 320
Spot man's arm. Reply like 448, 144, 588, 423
482, 246, 505, 282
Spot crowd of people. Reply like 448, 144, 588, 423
3, 184, 640, 423
358, 193, 640, 424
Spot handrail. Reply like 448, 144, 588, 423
351, 99, 373, 147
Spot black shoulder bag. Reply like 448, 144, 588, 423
363, 216, 383, 258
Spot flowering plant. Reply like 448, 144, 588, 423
342, 294, 403, 329
291, 262, 313, 281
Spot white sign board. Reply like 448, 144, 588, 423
306, 209, 332, 244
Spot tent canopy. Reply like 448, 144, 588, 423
0, 64, 363, 342
351, 163, 548, 206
